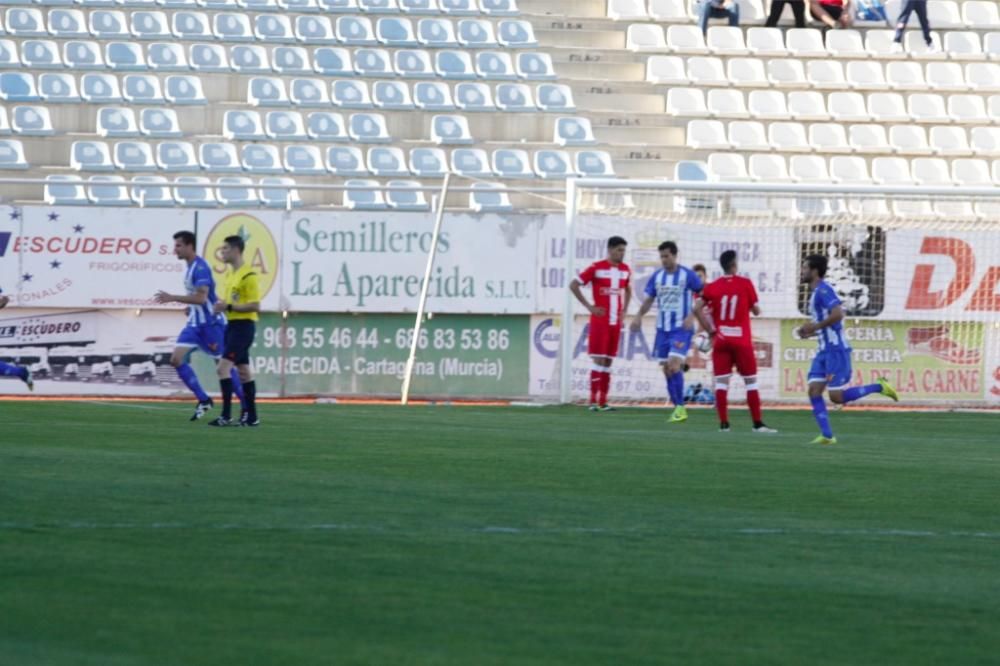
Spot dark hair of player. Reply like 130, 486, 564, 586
607, 236, 627, 249
719, 250, 738, 273
693, 263, 707, 274
805, 254, 828, 278
658, 241, 678, 255
224, 235, 246, 254
172, 231, 196, 248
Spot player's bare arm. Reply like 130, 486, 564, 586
692, 297, 715, 336
0, 295, 9, 310
799, 304, 844, 337
154, 285, 209, 306
629, 295, 654, 332
623, 284, 632, 317
569, 278, 606, 317
751, 304, 762, 317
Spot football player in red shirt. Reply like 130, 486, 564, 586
694, 250, 777, 433
569, 236, 632, 411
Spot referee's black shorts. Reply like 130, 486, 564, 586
223, 320, 256, 365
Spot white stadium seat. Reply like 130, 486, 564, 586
748, 89, 789, 120
889, 124, 932, 155
626, 24, 667, 52
807, 61, 848, 89
966, 62, 1000, 92
767, 59, 806, 88
768, 121, 809, 152
971, 127, 1000, 156
140, 108, 181, 137
830, 155, 872, 183
790, 155, 830, 183
749, 153, 790, 182
728, 120, 769, 151
687, 119, 729, 149
534, 149, 572, 179
469, 182, 511, 212
866, 30, 906, 59
98, 107, 139, 137
307, 111, 348, 140
868, 92, 909, 122
747, 27, 786, 56
373, 80, 414, 109
929, 125, 970, 156
242, 144, 283, 174
826, 30, 865, 58
648, 0, 688, 21
415, 81, 455, 109
848, 124, 890, 154
455, 81, 495, 111
647, 55, 687, 84
948, 94, 987, 123
348, 112, 390, 142
926, 62, 967, 91
492, 148, 533, 178
113, 140, 155, 170
828, 91, 870, 122
88, 175, 130, 206
457, 18, 496, 47
72, 140, 114, 171
808, 123, 850, 153
575, 150, 615, 177
11, 105, 52, 135
608, 0, 647, 20
707, 89, 749, 118
945, 32, 984, 61
728, 57, 768, 87
687, 56, 727, 86
786, 29, 826, 57
216, 177, 259, 208
708, 152, 749, 181
964, 1, 1000, 28
908, 93, 950, 123
666, 88, 708, 117
788, 91, 829, 120
847, 61, 889, 91
666, 25, 708, 54
707, 26, 747, 55
887, 61, 928, 90
367, 146, 410, 176
451, 147, 490, 176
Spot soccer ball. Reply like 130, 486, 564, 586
694, 332, 712, 353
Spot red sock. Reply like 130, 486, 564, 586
600, 371, 611, 406
747, 388, 762, 423
589, 370, 600, 405
715, 389, 729, 424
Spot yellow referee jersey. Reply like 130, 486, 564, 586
222, 263, 260, 322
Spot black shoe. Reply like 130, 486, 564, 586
190, 398, 214, 421
240, 416, 260, 427
207, 416, 232, 427
720, 422, 731, 432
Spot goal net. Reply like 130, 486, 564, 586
544, 180, 1000, 408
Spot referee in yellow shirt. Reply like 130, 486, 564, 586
209, 235, 261, 427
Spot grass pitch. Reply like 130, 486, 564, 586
3, 402, 1000, 665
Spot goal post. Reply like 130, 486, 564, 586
556, 179, 1000, 408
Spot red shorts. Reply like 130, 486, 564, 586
711, 340, 757, 377
587, 319, 623, 358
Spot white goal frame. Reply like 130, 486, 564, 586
560, 179, 1000, 405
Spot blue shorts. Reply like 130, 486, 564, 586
809, 348, 853, 390
176, 323, 225, 359
654, 328, 693, 362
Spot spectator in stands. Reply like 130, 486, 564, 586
809, 0, 852, 31
892, 0, 935, 53
698, 0, 740, 36
766, 0, 806, 28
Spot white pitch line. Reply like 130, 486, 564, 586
2, 522, 1000, 540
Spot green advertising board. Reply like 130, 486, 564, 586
780, 320, 986, 401
247, 313, 529, 398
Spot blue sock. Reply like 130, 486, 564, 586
664, 374, 673, 404
0, 361, 24, 378
810, 395, 834, 438
842, 383, 882, 404
230, 368, 246, 409
671, 372, 685, 406
176, 363, 209, 403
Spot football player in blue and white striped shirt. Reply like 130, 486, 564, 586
154, 230, 242, 421
798, 254, 898, 445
